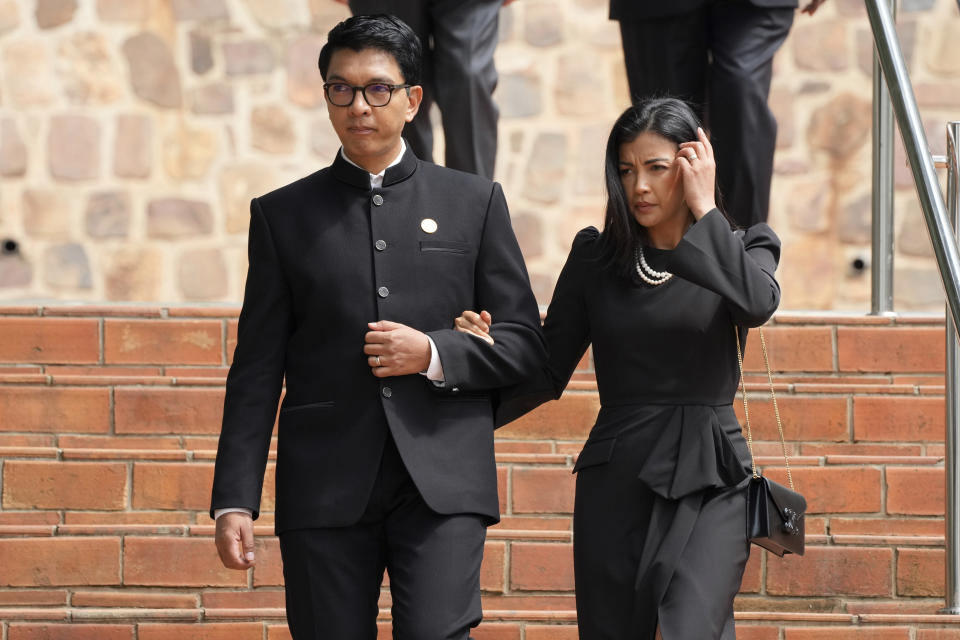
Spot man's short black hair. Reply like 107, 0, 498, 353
318, 14, 422, 86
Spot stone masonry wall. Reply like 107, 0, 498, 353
0, 0, 958, 309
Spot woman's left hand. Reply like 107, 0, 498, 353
677, 127, 717, 220
454, 310, 494, 345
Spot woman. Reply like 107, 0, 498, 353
455, 98, 780, 639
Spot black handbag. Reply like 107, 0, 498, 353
735, 327, 807, 557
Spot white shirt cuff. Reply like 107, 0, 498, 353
421, 336, 445, 383
214, 507, 253, 520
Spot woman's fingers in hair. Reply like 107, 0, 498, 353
698, 127, 715, 159
679, 128, 713, 161
677, 129, 717, 219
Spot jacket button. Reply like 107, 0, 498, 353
382, 386, 392, 398
372, 194, 384, 206
375, 239, 387, 251
378, 286, 389, 298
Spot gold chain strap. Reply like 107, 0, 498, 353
734, 326, 794, 489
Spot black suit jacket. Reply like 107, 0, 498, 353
210, 149, 546, 533
611, 0, 797, 21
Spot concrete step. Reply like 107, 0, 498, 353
3, 609, 960, 639
0, 446, 946, 528
0, 529, 950, 611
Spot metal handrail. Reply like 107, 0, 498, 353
864, 0, 960, 614
945, 122, 960, 614
865, 2, 960, 330
865, 0, 960, 333
870, 0, 895, 315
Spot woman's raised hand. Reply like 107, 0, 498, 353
677, 127, 718, 220
454, 310, 494, 345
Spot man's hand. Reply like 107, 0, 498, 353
215, 512, 256, 570
365, 320, 431, 377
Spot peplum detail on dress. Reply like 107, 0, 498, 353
637, 405, 749, 501
624, 404, 753, 636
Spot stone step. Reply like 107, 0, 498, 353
0, 525, 946, 548
3, 609, 960, 639
0, 308, 947, 374
0, 447, 945, 523
0, 379, 949, 450
0, 531, 949, 605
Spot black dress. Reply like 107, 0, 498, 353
497, 210, 781, 639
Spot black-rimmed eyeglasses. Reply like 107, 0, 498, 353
323, 82, 412, 107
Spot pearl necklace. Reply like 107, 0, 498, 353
634, 245, 673, 286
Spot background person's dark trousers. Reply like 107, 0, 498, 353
618, 3, 794, 228
348, 0, 501, 178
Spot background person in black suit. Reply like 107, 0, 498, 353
612, 0, 827, 228
334, 0, 515, 179
210, 15, 545, 640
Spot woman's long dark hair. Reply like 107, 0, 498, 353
599, 97, 727, 278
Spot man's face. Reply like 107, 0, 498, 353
325, 47, 422, 173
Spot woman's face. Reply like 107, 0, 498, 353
618, 131, 690, 237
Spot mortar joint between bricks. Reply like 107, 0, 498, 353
503, 538, 512, 595
846, 396, 854, 444
505, 465, 512, 516
126, 460, 134, 511
109, 387, 116, 436
831, 325, 839, 373
99, 317, 105, 365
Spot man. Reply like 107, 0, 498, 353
613, 0, 827, 228
334, 0, 514, 179
210, 15, 545, 640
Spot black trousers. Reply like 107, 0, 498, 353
573, 423, 750, 639
618, 3, 794, 228
348, 0, 501, 178
279, 433, 486, 640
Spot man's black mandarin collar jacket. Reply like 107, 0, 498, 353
210, 148, 547, 533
